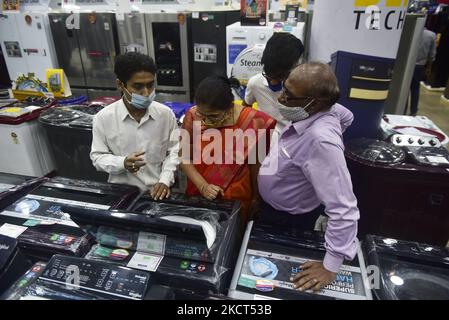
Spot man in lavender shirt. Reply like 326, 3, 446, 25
258, 62, 360, 293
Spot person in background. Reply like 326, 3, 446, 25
244, 32, 304, 143
258, 62, 359, 292
409, 26, 437, 116
180, 76, 276, 222
91, 52, 179, 200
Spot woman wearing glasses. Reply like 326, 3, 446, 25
180, 76, 276, 222
258, 62, 359, 293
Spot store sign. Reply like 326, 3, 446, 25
353, 0, 408, 30
309, 0, 409, 62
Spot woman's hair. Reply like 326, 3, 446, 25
195, 76, 240, 111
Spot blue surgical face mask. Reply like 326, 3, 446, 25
268, 82, 282, 92
123, 87, 155, 110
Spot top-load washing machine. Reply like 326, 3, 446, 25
64, 193, 243, 298
363, 234, 449, 300
0, 176, 140, 261
345, 136, 449, 246
0, 172, 47, 211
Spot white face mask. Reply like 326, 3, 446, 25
278, 99, 315, 122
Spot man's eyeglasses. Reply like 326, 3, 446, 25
280, 80, 315, 103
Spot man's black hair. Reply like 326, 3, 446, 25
195, 76, 240, 111
261, 33, 304, 79
114, 52, 157, 85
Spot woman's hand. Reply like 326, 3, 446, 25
200, 184, 224, 200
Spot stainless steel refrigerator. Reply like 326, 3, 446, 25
48, 12, 120, 99
116, 12, 148, 55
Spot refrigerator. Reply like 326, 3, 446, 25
48, 12, 120, 99
116, 12, 148, 55
0, 12, 58, 82
145, 13, 191, 103
190, 11, 240, 94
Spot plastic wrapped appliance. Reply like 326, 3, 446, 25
10, 255, 152, 300
0, 97, 56, 176
56, 96, 88, 106
0, 177, 140, 261
0, 172, 47, 212
39, 105, 108, 182
345, 138, 449, 246
1, 261, 46, 300
64, 194, 242, 297
363, 235, 449, 300
228, 221, 373, 300
0, 235, 32, 296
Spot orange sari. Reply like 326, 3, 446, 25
181, 106, 276, 222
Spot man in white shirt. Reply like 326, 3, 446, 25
90, 52, 180, 200
244, 32, 304, 142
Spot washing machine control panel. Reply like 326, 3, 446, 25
392, 135, 449, 168
391, 134, 441, 148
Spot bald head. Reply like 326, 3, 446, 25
286, 62, 340, 111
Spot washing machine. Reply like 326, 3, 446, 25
0, 97, 56, 176
0, 235, 32, 296
0, 177, 140, 261
228, 221, 372, 300
226, 22, 305, 79
0, 172, 47, 211
64, 193, 243, 298
2, 254, 164, 300
345, 136, 449, 246
39, 105, 109, 182
363, 234, 449, 300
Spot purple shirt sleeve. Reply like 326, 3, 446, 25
302, 140, 359, 273
333, 104, 354, 133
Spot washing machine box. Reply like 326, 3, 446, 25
229, 222, 373, 300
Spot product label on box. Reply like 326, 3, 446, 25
0, 223, 28, 239
127, 252, 163, 272
137, 232, 166, 255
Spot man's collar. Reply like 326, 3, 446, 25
118, 98, 157, 122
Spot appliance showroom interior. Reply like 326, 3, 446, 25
0, 0, 449, 301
